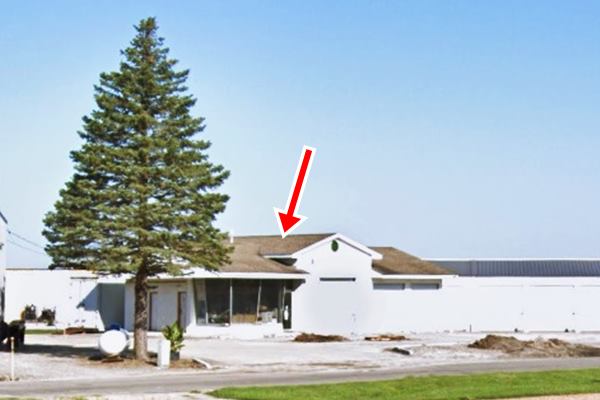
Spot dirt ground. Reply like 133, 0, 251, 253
3, 331, 600, 381
470, 335, 600, 357
293, 332, 349, 342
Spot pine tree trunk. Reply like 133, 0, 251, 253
133, 266, 149, 361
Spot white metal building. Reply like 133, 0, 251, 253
6, 232, 600, 336
123, 233, 600, 336
425, 259, 600, 333
4, 268, 127, 330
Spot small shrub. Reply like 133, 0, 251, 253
162, 322, 185, 353
38, 308, 56, 326
21, 304, 37, 321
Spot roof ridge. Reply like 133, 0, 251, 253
234, 233, 335, 239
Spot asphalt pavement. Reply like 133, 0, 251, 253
2, 357, 600, 397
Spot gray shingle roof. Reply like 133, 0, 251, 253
219, 234, 333, 273
371, 247, 453, 275
428, 259, 600, 277
223, 235, 448, 275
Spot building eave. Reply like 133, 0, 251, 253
372, 274, 455, 281
141, 271, 307, 283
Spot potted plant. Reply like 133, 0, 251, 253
162, 322, 185, 361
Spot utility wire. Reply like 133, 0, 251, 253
7, 230, 45, 249
7, 239, 47, 257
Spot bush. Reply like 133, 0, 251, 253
162, 322, 185, 353
21, 305, 37, 321
38, 308, 56, 326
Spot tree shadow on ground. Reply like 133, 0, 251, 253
9, 343, 100, 359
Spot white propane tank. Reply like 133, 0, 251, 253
157, 338, 171, 368
98, 330, 129, 357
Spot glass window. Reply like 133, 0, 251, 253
206, 279, 230, 324
411, 283, 440, 290
194, 279, 288, 325
373, 282, 406, 290
194, 280, 207, 325
319, 277, 356, 282
259, 281, 282, 323
232, 280, 259, 323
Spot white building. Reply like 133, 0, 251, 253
122, 233, 600, 336
7, 232, 600, 336
4, 268, 127, 330
425, 259, 600, 333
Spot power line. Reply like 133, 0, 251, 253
7, 230, 45, 249
7, 239, 47, 257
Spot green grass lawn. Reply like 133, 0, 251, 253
210, 368, 600, 400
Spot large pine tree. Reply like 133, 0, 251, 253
43, 18, 230, 360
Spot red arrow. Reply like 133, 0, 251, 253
274, 146, 316, 238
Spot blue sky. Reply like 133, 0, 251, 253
2, 1, 600, 268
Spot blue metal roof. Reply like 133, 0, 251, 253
428, 259, 600, 277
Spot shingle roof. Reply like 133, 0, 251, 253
429, 259, 600, 277
221, 234, 333, 273
240, 234, 334, 256
370, 247, 453, 275
206, 234, 448, 276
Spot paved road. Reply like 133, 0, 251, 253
2, 357, 600, 397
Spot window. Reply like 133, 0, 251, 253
194, 280, 207, 325
232, 280, 259, 323
319, 277, 356, 282
258, 280, 283, 323
411, 283, 440, 290
205, 279, 230, 324
373, 282, 406, 290
197, 279, 285, 325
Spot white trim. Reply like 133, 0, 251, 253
372, 274, 454, 281
290, 233, 383, 260
147, 270, 306, 282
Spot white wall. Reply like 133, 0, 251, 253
291, 238, 376, 334
293, 267, 600, 334
124, 279, 193, 332
121, 236, 600, 336
441, 277, 600, 333
4, 269, 116, 330
289, 236, 600, 335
